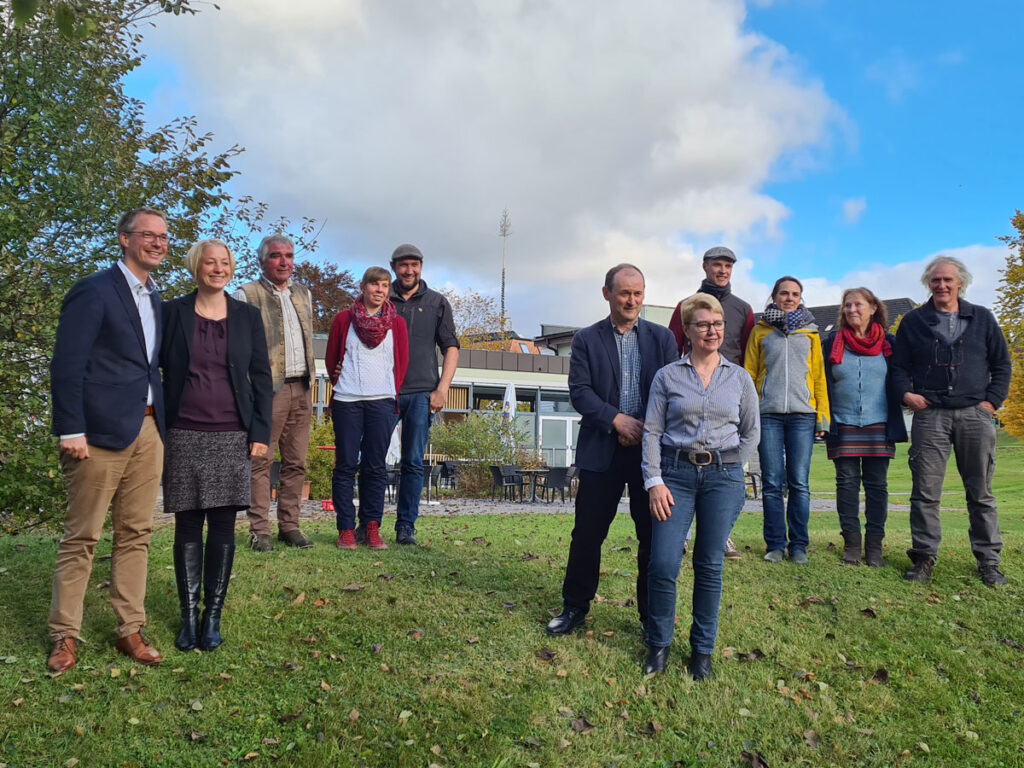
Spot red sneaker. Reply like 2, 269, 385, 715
365, 521, 388, 550
336, 530, 357, 550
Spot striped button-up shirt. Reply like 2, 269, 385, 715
641, 354, 760, 489
613, 321, 642, 418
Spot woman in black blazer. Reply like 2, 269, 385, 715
161, 239, 272, 652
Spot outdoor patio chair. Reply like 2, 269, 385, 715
538, 466, 572, 503
489, 465, 523, 501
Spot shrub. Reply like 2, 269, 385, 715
306, 417, 335, 501
429, 414, 534, 497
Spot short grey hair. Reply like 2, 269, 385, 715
921, 255, 971, 296
256, 235, 294, 266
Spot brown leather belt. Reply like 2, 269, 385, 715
145, 405, 155, 416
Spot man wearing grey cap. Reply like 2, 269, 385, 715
668, 246, 754, 366
381, 244, 460, 546
668, 246, 755, 560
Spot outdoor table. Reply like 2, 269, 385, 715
517, 468, 550, 503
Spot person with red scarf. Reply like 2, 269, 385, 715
822, 288, 907, 566
325, 267, 409, 550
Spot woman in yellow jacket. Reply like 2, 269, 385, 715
744, 276, 829, 564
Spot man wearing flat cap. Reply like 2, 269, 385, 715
668, 246, 755, 559
382, 244, 459, 546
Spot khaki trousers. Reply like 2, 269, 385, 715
49, 416, 163, 641
248, 381, 312, 535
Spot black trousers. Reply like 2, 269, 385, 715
561, 444, 651, 622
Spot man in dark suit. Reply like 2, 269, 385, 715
47, 208, 168, 672
546, 264, 678, 636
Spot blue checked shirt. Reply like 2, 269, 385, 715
613, 321, 642, 418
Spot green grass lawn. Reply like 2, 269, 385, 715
2, 437, 1023, 767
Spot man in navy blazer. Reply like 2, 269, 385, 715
546, 264, 678, 636
47, 208, 169, 672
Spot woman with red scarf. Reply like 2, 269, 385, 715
325, 267, 409, 550
822, 287, 907, 566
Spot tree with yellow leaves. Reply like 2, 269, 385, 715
995, 210, 1024, 437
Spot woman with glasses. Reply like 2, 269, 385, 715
161, 239, 272, 651
823, 288, 906, 565
744, 276, 830, 564
642, 293, 759, 679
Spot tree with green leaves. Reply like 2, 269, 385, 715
0, 0, 315, 529
995, 210, 1024, 438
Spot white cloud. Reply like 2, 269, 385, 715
800, 244, 1010, 310
141, 0, 844, 330
866, 51, 919, 102
842, 196, 866, 225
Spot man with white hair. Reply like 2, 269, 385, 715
234, 235, 315, 551
891, 255, 1011, 585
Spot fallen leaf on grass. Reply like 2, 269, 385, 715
278, 710, 303, 724
557, 706, 573, 716
262, 738, 279, 746
341, 584, 364, 592
408, 630, 424, 640
860, 608, 877, 618
804, 596, 825, 605
871, 668, 890, 685
430, 744, 442, 755
521, 552, 538, 561
65, 759, 80, 768
399, 710, 413, 723
649, 721, 664, 734
502, 601, 516, 612
243, 752, 259, 761
737, 708, 752, 717
283, 661, 300, 670
556, 668, 568, 678
190, 700, 203, 711
189, 727, 203, 741
12, 698, 24, 707
605, 677, 616, 686
740, 750, 770, 767
320, 681, 331, 692
856, 728, 874, 736
571, 717, 595, 735
803, 730, 820, 748
467, 637, 480, 645
293, 592, 306, 605
536, 647, 557, 662
301, 636, 319, 644
109, 669, 120, 679
218, 672, 232, 680
916, 742, 930, 753
742, 649, 766, 662
558, 738, 571, 749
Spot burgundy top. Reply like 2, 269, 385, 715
174, 315, 244, 432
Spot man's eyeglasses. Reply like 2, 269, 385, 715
126, 231, 169, 244
688, 321, 725, 333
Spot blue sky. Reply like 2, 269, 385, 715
129, 1, 1021, 328
743, 1, 1020, 283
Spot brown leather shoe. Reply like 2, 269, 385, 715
114, 632, 162, 666
47, 637, 77, 673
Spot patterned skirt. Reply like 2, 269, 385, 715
163, 428, 251, 514
826, 422, 895, 460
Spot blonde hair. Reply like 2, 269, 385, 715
678, 292, 724, 326
185, 239, 235, 281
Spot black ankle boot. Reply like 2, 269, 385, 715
864, 535, 884, 568
842, 531, 862, 565
690, 652, 714, 681
199, 543, 235, 651
173, 542, 203, 651
644, 645, 670, 674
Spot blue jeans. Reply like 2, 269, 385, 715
646, 457, 746, 653
759, 413, 815, 554
331, 399, 395, 531
392, 392, 432, 530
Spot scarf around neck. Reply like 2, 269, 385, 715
829, 322, 891, 364
698, 278, 731, 302
350, 298, 397, 349
762, 304, 814, 335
